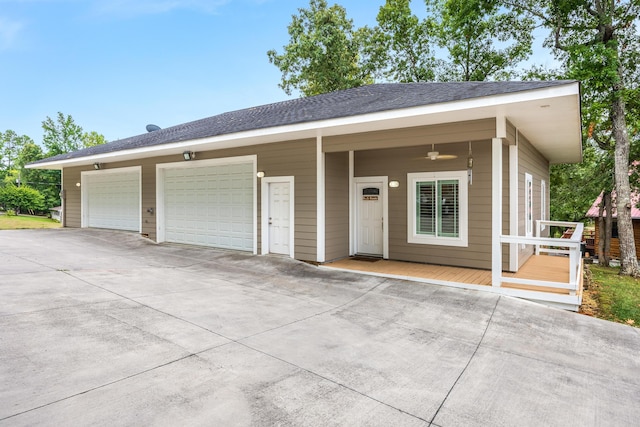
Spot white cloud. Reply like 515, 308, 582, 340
91, 0, 230, 17
0, 17, 23, 50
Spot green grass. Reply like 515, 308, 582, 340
589, 264, 640, 327
0, 214, 61, 230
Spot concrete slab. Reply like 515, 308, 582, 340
1, 229, 639, 426
136, 281, 335, 340
345, 284, 500, 343
0, 271, 118, 315
483, 296, 640, 386
4, 343, 428, 427
432, 346, 640, 427
242, 308, 478, 421
0, 302, 200, 419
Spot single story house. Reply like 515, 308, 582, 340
586, 191, 640, 260
29, 81, 583, 308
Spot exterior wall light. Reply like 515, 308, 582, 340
76, 182, 81, 187
389, 180, 400, 188
93, 162, 102, 170
256, 171, 265, 178
183, 151, 195, 161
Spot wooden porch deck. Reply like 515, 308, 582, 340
325, 255, 581, 302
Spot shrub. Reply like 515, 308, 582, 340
6, 209, 16, 216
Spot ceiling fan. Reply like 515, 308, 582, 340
426, 144, 458, 161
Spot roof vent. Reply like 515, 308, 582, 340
146, 124, 161, 132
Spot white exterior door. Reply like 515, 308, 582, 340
356, 182, 384, 256
162, 161, 254, 251
82, 168, 140, 232
268, 182, 291, 255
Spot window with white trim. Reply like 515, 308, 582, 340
408, 171, 468, 247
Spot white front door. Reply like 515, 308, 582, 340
356, 182, 383, 256
268, 181, 291, 255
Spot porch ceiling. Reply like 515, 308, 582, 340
30, 82, 581, 170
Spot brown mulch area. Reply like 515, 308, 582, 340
579, 264, 601, 317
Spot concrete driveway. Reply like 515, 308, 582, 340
1, 229, 639, 426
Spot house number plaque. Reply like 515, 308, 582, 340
362, 187, 380, 201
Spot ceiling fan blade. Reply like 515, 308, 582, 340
436, 154, 458, 160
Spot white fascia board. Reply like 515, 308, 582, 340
28, 82, 580, 170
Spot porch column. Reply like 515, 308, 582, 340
492, 137, 503, 287
348, 150, 355, 256
509, 142, 519, 271
316, 134, 326, 263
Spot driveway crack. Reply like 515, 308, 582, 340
427, 295, 501, 426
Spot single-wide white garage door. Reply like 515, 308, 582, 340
163, 162, 254, 251
83, 169, 141, 232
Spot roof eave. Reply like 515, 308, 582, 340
28, 81, 582, 170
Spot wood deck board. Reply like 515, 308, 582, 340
326, 255, 574, 295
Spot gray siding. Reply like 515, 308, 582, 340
518, 132, 550, 268
355, 140, 493, 270
61, 139, 318, 262
325, 152, 349, 261
324, 119, 496, 153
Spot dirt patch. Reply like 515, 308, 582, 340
579, 264, 600, 317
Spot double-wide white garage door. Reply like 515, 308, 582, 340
161, 161, 254, 252
82, 168, 141, 232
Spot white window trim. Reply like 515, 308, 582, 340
407, 170, 468, 247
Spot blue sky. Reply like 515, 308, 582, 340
0, 0, 553, 145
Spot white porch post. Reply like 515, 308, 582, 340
316, 134, 326, 263
509, 143, 519, 271
492, 137, 503, 287
348, 150, 355, 256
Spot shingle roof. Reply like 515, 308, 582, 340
31, 81, 575, 165
586, 191, 640, 219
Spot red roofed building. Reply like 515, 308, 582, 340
586, 191, 640, 260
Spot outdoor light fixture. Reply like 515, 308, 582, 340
389, 180, 400, 188
256, 171, 265, 178
76, 182, 81, 187
183, 151, 195, 161
93, 162, 102, 170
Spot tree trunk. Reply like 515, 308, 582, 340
604, 191, 612, 267
597, 197, 608, 266
597, 191, 612, 267
611, 90, 640, 276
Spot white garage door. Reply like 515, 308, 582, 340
162, 162, 254, 251
83, 169, 140, 232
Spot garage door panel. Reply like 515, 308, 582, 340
163, 162, 254, 251
85, 171, 140, 232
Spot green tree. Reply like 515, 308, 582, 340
1, 130, 33, 182
372, 0, 436, 82
42, 112, 84, 156
82, 131, 107, 148
17, 142, 61, 209
426, 0, 534, 81
507, 0, 640, 276
267, 0, 374, 96
0, 184, 45, 214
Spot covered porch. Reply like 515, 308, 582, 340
324, 220, 584, 311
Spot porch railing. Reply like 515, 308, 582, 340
497, 220, 584, 295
